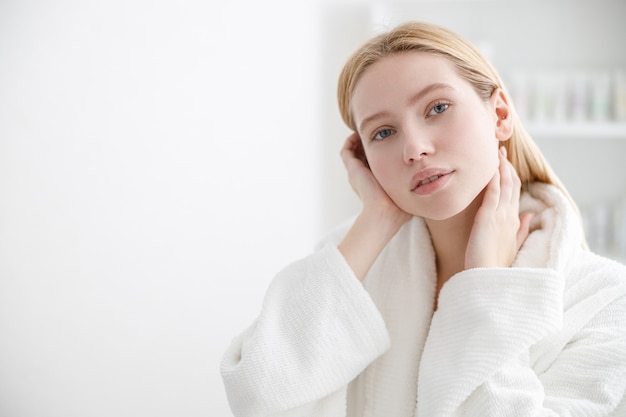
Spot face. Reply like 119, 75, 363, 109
351, 52, 508, 221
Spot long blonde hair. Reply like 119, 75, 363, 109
337, 21, 578, 213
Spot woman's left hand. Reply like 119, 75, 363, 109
464, 146, 534, 269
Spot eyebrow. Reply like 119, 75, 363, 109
357, 82, 454, 133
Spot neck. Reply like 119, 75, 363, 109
425, 190, 485, 290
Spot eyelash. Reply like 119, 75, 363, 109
372, 128, 394, 141
369, 100, 451, 142
427, 100, 451, 117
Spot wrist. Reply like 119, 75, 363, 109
338, 207, 411, 281
361, 204, 411, 238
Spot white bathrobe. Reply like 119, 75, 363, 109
221, 183, 626, 417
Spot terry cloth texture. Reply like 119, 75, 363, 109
221, 183, 626, 417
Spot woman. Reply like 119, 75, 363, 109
221, 21, 626, 417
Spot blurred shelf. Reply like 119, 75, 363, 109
524, 121, 626, 139
596, 250, 626, 265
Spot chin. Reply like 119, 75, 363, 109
402, 190, 484, 222
416, 206, 466, 222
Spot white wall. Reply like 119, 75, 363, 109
4, 1, 623, 416
0, 1, 334, 415
369, 0, 626, 261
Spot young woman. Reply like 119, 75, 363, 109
221, 21, 626, 417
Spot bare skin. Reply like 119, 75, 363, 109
338, 138, 533, 308
426, 147, 534, 307
337, 52, 533, 309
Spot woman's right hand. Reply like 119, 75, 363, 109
340, 133, 411, 223
338, 133, 412, 280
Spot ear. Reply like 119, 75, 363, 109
491, 88, 513, 141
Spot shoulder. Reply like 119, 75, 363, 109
561, 249, 626, 315
567, 249, 626, 288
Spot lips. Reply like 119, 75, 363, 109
418, 174, 445, 187
411, 168, 454, 192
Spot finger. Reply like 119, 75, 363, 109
503, 161, 522, 219
509, 163, 522, 205
340, 133, 359, 163
498, 146, 514, 207
481, 163, 501, 211
341, 132, 358, 155
504, 152, 522, 205
516, 212, 534, 249
353, 137, 369, 167
341, 133, 370, 173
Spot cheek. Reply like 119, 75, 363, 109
462, 119, 501, 174
484, 147, 500, 168
476, 146, 501, 185
367, 154, 394, 185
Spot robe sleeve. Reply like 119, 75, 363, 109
417, 266, 626, 417
220, 243, 390, 417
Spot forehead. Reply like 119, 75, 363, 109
351, 52, 466, 123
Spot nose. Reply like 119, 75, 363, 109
403, 129, 434, 164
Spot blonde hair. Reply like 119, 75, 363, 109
337, 21, 578, 213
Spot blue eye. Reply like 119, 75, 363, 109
373, 128, 394, 141
428, 102, 449, 116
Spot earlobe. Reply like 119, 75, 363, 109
492, 89, 513, 141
